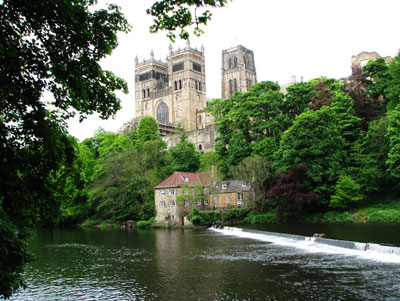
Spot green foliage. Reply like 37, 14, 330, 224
147, 0, 229, 41
244, 212, 279, 224
233, 155, 274, 212
208, 81, 288, 177
136, 117, 161, 146
167, 140, 200, 172
330, 175, 364, 209
136, 217, 155, 229
187, 209, 220, 225
0, 212, 33, 299
222, 208, 253, 223
198, 151, 221, 172
386, 105, 400, 178
274, 106, 347, 199
387, 52, 400, 110
80, 219, 102, 228
322, 211, 354, 222
252, 137, 278, 159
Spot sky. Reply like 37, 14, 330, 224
67, 0, 400, 141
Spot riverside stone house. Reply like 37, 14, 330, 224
209, 180, 254, 211
154, 171, 212, 226
155, 167, 254, 226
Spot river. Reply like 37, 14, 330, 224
10, 224, 400, 300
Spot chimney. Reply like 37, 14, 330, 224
211, 163, 217, 182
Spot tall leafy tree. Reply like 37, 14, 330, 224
233, 156, 275, 212
208, 81, 287, 177
386, 105, 400, 179
274, 106, 347, 201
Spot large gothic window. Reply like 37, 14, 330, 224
234, 57, 238, 67
156, 102, 169, 123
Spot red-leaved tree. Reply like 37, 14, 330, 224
267, 164, 321, 215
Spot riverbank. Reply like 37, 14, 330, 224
78, 202, 400, 229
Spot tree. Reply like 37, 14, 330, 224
267, 164, 321, 215
136, 116, 161, 146
147, 0, 229, 41
386, 105, 400, 178
207, 81, 287, 177
330, 175, 363, 209
233, 156, 274, 212
167, 140, 201, 173
274, 106, 347, 201
0, 0, 130, 297
387, 52, 400, 111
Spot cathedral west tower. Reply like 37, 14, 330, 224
134, 41, 206, 131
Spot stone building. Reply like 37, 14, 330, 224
209, 180, 254, 211
119, 44, 258, 152
154, 166, 255, 227
154, 171, 212, 227
351, 51, 393, 69
221, 45, 257, 99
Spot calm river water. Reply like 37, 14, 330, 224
10, 224, 400, 300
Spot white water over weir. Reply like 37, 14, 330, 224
210, 226, 400, 263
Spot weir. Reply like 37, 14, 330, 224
210, 226, 400, 260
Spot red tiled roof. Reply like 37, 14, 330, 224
155, 171, 211, 188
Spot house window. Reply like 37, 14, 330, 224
219, 205, 224, 211
204, 199, 209, 205
196, 200, 201, 206
184, 190, 188, 194
160, 201, 166, 207
214, 195, 219, 202
237, 201, 244, 208
170, 200, 175, 206
169, 189, 174, 195
184, 201, 190, 206
238, 193, 244, 201
171, 214, 175, 220
198, 144, 202, 151
160, 190, 165, 196
222, 184, 227, 189
226, 194, 230, 200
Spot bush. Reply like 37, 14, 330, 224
188, 209, 220, 225
330, 175, 363, 209
80, 219, 101, 227
136, 217, 155, 229
244, 212, 278, 224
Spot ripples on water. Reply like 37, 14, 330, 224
10, 227, 400, 300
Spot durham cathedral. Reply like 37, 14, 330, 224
118, 41, 257, 152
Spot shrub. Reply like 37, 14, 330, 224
136, 217, 155, 229
330, 175, 363, 209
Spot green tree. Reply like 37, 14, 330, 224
386, 105, 400, 178
208, 81, 287, 177
136, 116, 161, 146
387, 52, 400, 111
167, 140, 201, 172
330, 175, 363, 209
274, 106, 347, 201
147, 0, 229, 41
233, 156, 274, 212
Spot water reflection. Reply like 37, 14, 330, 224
10, 226, 400, 300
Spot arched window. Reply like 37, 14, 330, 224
143, 89, 146, 99
198, 114, 202, 124
229, 79, 233, 96
174, 81, 178, 90
198, 82, 202, 91
234, 57, 238, 67
147, 88, 150, 97
195, 80, 198, 90
229, 59, 232, 69
234, 78, 237, 92
199, 144, 203, 150
179, 80, 182, 90
156, 102, 169, 123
